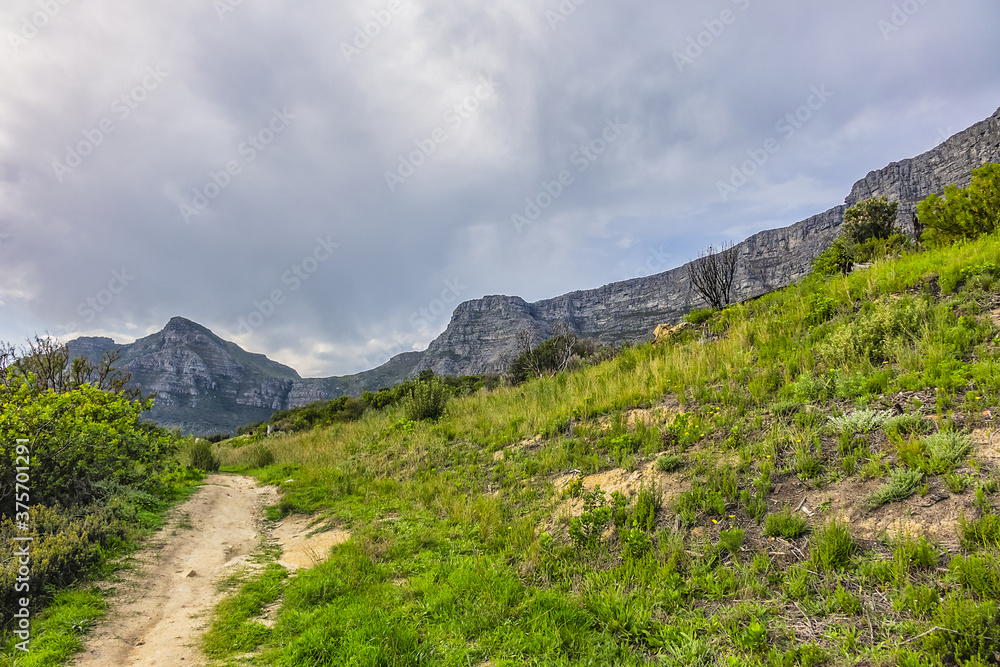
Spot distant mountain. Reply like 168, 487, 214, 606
69, 106, 1000, 435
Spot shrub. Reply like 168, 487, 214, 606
918, 163, 1000, 247
820, 297, 924, 366
246, 443, 276, 469
0, 506, 119, 616
656, 454, 683, 473
813, 237, 855, 276
685, 307, 714, 326
842, 196, 899, 246
718, 528, 744, 555
405, 377, 450, 421
866, 468, 923, 507
189, 440, 220, 472
922, 431, 972, 474
810, 519, 855, 571
882, 413, 928, 437
0, 377, 177, 508
958, 512, 1000, 551
763, 506, 809, 539
828, 408, 893, 434
924, 593, 1000, 664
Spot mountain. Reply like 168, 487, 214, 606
69, 107, 1000, 434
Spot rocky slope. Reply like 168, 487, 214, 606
70, 107, 1000, 433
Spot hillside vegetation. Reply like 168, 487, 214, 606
208, 213, 1000, 663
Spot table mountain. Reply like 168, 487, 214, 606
70, 106, 1000, 434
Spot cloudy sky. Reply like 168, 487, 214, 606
0, 0, 998, 377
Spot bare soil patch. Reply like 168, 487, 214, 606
271, 514, 350, 571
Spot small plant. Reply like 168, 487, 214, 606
810, 519, 855, 571
883, 413, 928, 437
565, 475, 584, 498
771, 400, 803, 418
718, 528, 745, 555
783, 564, 811, 599
763, 506, 809, 539
569, 487, 612, 549
866, 467, 923, 508
922, 431, 973, 474
958, 512, 1000, 550
833, 584, 861, 615
892, 584, 941, 619
632, 482, 662, 532
656, 454, 684, 473
894, 533, 938, 569
189, 440, 220, 472
828, 408, 892, 434
944, 472, 969, 493
795, 446, 823, 481
685, 307, 714, 326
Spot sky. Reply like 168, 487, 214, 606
0, 0, 998, 378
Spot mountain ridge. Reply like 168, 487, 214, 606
69, 107, 1000, 434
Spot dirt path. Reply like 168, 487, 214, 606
72, 474, 273, 667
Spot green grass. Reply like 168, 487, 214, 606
200, 230, 1000, 666
0, 588, 104, 666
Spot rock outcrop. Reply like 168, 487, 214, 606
69, 107, 1000, 434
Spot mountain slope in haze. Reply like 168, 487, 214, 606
69, 106, 1000, 434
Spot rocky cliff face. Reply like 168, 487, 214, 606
407, 107, 1000, 378
70, 107, 1000, 434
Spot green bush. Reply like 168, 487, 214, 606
189, 440, 220, 472
0, 377, 176, 508
866, 468, 924, 508
685, 308, 714, 325
820, 297, 925, 366
810, 519, 855, 571
918, 163, 1000, 247
0, 506, 123, 616
828, 408, 893, 434
656, 454, 683, 473
922, 431, 972, 474
842, 196, 899, 246
763, 506, 809, 539
924, 593, 1000, 664
405, 377, 450, 421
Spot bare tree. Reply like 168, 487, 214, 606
6, 335, 142, 399
688, 241, 740, 310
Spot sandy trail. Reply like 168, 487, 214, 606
72, 474, 273, 667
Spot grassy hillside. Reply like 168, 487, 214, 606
212, 232, 1000, 666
